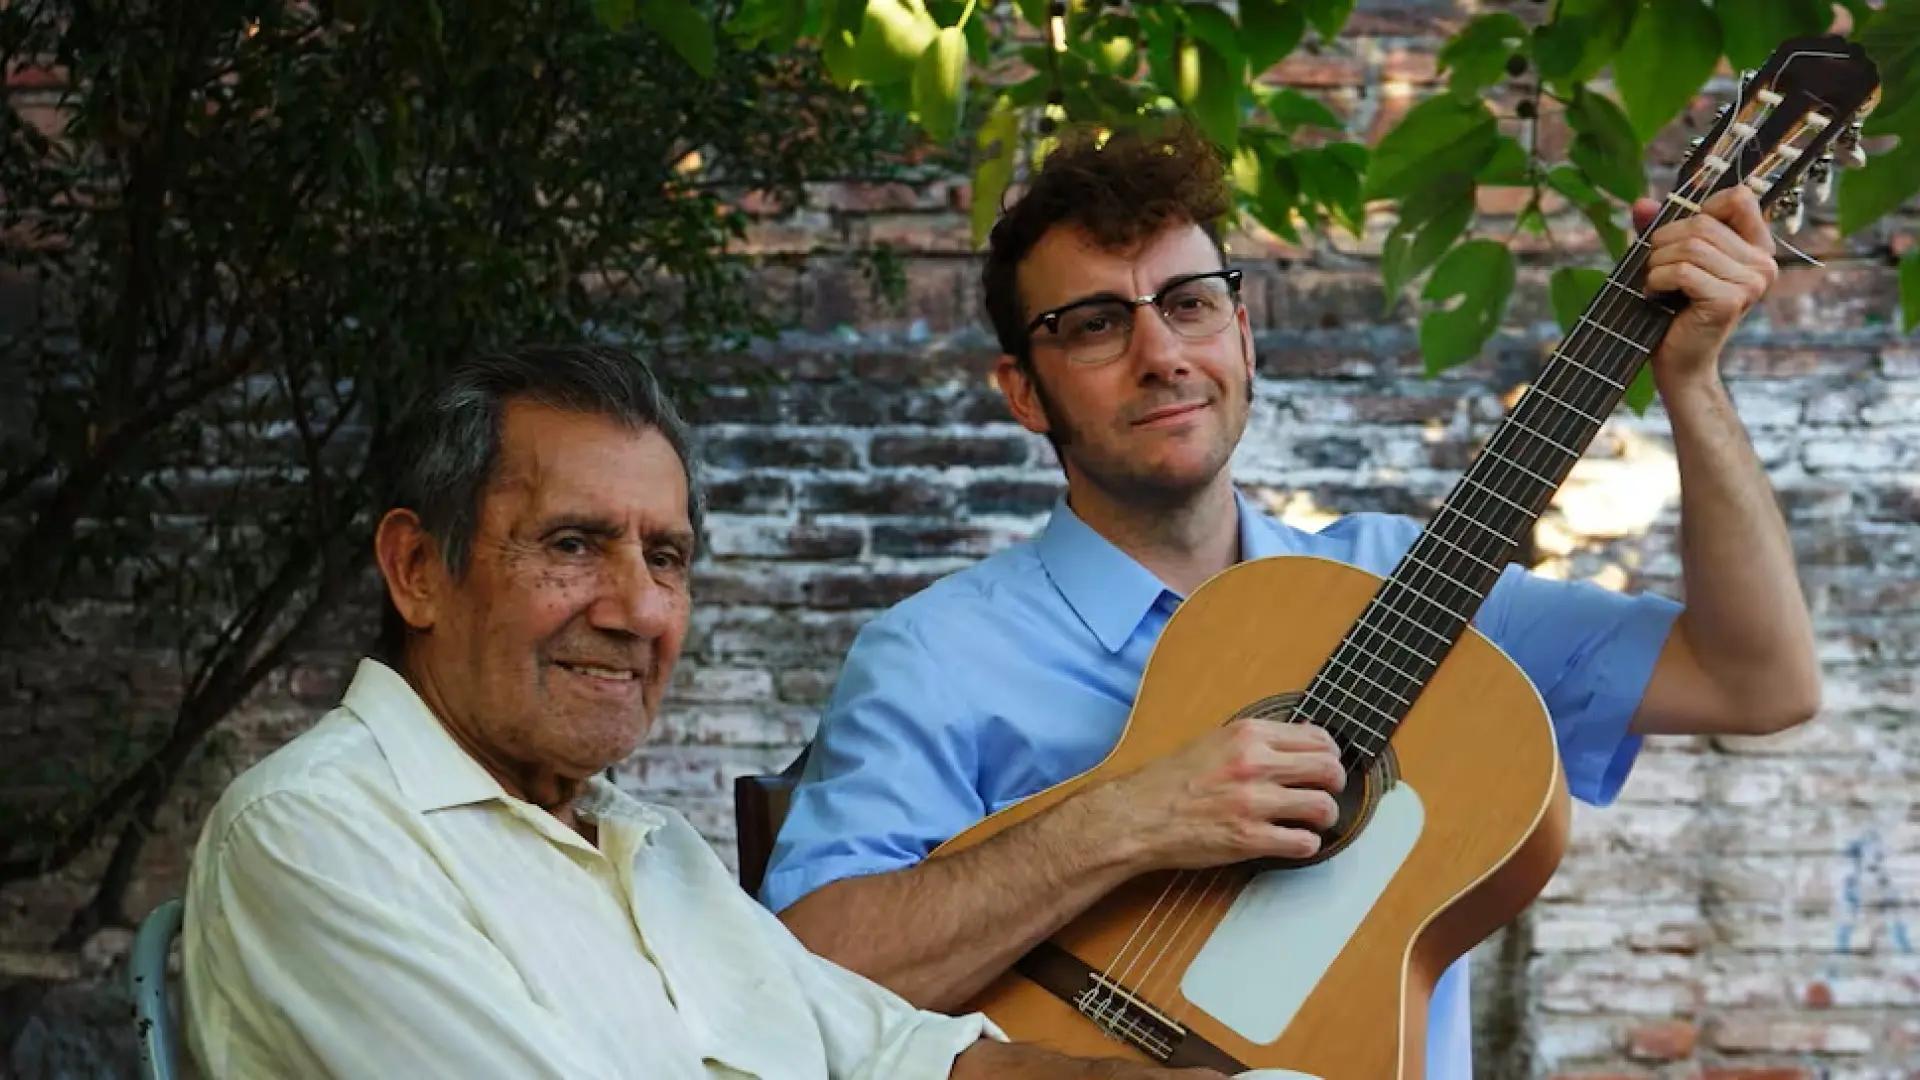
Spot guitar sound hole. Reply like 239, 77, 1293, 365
1228, 692, 1398, 871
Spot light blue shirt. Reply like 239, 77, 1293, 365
764, 492, 1681, 1078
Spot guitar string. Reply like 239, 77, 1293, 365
1093, 114, 1773, 1031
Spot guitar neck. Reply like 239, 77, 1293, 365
1294, 213, 1696, 766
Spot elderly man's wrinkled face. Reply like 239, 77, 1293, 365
419, 400, 693, 784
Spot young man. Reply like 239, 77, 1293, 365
763, 125, 1820, 1076
182, 345, 1218, 1079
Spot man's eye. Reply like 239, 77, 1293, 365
649, 549, 689, 572
552, 536, 591, 556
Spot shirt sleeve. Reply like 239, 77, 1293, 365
1480, 565, 1681, 806
184, 790, 622, 1079
760, 612, 985, 914
741, 889, 1005, 1078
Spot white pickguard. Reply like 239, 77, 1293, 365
1180, 782, 1427, 1045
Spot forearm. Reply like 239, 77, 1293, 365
779, 789, 1146, 1012
1662, 373, 1820, 720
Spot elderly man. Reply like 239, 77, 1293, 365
182, 345, 1215, 1079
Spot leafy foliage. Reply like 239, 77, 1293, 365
714, 0, 1920, 374
0, 0, 898, 939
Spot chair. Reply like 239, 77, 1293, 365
733, 746, 810, 899
129, 897, 186, 1079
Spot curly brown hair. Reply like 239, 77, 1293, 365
981, 120, 1232, 363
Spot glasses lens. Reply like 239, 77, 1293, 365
1157, 276, 1236, 338
1055, 300, 1133, 364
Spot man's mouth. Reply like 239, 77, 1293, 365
553, 660, 639, 683
1132, 400, 1209, 426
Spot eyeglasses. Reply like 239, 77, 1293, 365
1025, 269, 1244, 367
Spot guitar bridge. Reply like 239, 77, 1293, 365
1072, 971, 1186, 1062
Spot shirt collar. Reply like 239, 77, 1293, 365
343, 658, 509, 814
1036, 489, 1296, 655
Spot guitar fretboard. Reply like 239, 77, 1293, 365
1293, 213, 1696, 766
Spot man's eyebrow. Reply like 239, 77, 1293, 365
536, 514, 624, 537
1037, 272, 1218, 316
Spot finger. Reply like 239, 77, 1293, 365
1243, 823, 1323, 861
1650, 209, 1777, 279
1263, 748, 1347, 793
1265, 721, 1338, 753
1256, 786, 1341, 830
1643, 259, 1764, 306
1644, 231, 1771, 294
1700, 184, 1775, 254
1632, 197, 1660, 235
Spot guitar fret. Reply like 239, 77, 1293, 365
1483, 445, 1558, 491
1333, 635, 1430, 686
1508, 413, 1581, 460
1405, 552, 1483, 603
1436, 504, 1513, 548
1299, 685, 1389, 744
1322, 650, 1414, 708
1420, 527, 1499, 574
1461, 475, 1537, 520
1363, 588, 1455, 645
1381, 577, 1473, 628
1576, 316, 1650, 361
1527, 384, 1604, 427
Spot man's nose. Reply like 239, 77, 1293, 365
590, 552, 677, 637
1128, 303, 1191, 383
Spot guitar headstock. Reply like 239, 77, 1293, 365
1677, 35, 1880, 234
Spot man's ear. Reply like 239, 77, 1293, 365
375, 508, 445, 638
1237, 306, 1256, 383
993, 354, 1052, 438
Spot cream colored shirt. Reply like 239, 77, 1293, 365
183, 659, 995, 1079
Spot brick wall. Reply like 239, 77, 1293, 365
5, 5, 1918, 1077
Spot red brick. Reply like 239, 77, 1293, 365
1626, 1019, 1698, 1061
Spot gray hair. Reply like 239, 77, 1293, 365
379, 343, 702, 657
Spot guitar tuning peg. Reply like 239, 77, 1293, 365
1739, 70, 1756, 92
1810, 155, 1835, 203
1689, 136, 1706, 151
1836, 121, 1868, 168
1773, 188, 1806, 234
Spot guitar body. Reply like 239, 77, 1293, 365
933, 554, 1571, 1078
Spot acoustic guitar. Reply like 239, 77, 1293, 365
930, 36, 1879, 1078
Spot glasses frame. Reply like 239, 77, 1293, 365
1024, 268, 1245, 366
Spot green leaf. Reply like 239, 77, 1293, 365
1437, 13, 1528, 97
1181, 39, 1240, 147
593, 0, 638, 29
1419, 239, 1515, 374
1838, 137, 1920, 236
1902, 248, 1920, 334
1233, 143, 1302, 243
1566, 86, 1644, 201
971, 97, 1019, 247
1182, 4, 1246, 82
1613, 0, 1719, 142
1533, 0, 1633, 85
1624, 367, 1657, 413
912, 27, 967, 142
724, 0, 804, 48
1382, 175, 1474, 304
820, 0, 869, 84
1243, 0, 1307, 75
1549, 266, 1609, 336
1364, 94, 1498, 200
850, 0, 939, 86
1301, 0, 1356, 41
1545, 164, 1602, 207
1713, 0, 1830, 71
638, 0, 717, 77
1478, 135, 1530, 185
1858, 4, 1920, 139
1259, 87, 1341, 132
1296, 142, 1366, 234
